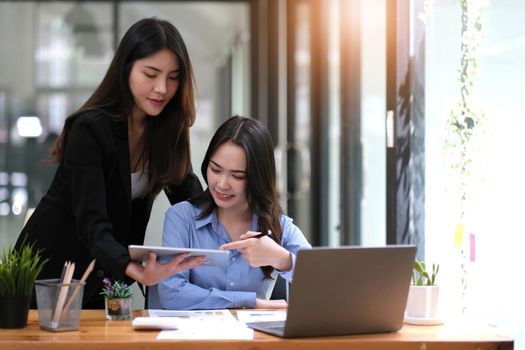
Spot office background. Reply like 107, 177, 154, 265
0, 0, 523, 348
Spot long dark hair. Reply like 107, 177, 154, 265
51, 17, 196, 196
190, 116, 282, 279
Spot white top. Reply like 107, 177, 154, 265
131, 170, 148, 199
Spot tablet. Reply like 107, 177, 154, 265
128, 245, 229, 268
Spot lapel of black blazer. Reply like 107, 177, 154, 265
111, 118, 132, 217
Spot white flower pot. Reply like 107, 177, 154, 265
406, 285, 440, 319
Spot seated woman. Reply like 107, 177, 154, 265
149, 116, 311, 310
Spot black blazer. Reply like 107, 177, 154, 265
16, 111, 203, 308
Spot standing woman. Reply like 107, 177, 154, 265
15, 17, 206, 308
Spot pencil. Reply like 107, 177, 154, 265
253, 230, 272, 239
61, 259, 96, 318
52, 261, 75, 327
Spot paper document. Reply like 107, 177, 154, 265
235, 310, 287, 324
147, 309, 252, 340
157, 319, 253, 340
148, 309, 235, 321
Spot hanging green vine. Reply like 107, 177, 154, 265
445, 0, 487, 314
446, 0, 487, 219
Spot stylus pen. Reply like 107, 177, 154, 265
253, 230, 272, 239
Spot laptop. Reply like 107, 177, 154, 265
246, 245, 416, 338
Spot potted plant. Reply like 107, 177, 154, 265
405, 260, 442, 324
100, 278, 133, 320
0, 242, 47, 328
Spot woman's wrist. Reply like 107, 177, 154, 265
125, 261, 144, 283
256, 298, 288, 309
272, 248, 292, 272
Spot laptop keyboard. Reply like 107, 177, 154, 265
258, 321, 285, 329
246, 320, 286, 333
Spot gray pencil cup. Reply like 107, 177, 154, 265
34, 279, 84, 332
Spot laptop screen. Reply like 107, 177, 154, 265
248, 245, 416, 338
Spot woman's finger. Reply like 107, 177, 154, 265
177, 256, 207, 271
168, 252, 191, 264
145, 251, 157, 265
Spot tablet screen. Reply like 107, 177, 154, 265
128, 245, 230, 267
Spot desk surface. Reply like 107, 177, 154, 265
0, 310, 513, 350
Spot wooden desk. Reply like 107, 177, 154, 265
0, 310, 513, 350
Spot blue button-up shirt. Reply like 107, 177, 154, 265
149, 201, 311, 310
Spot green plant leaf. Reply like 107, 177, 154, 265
412, 259, 440, 286
0, 241, 48, 297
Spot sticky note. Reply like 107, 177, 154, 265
454, 223, 464, 248
469, 233, 476, 262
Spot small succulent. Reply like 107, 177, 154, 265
99, 278, 132, 299
412, 260, 439, 286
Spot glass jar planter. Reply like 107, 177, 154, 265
104, 297, 132, 320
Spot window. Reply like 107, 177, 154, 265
424, 0, 525, 345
